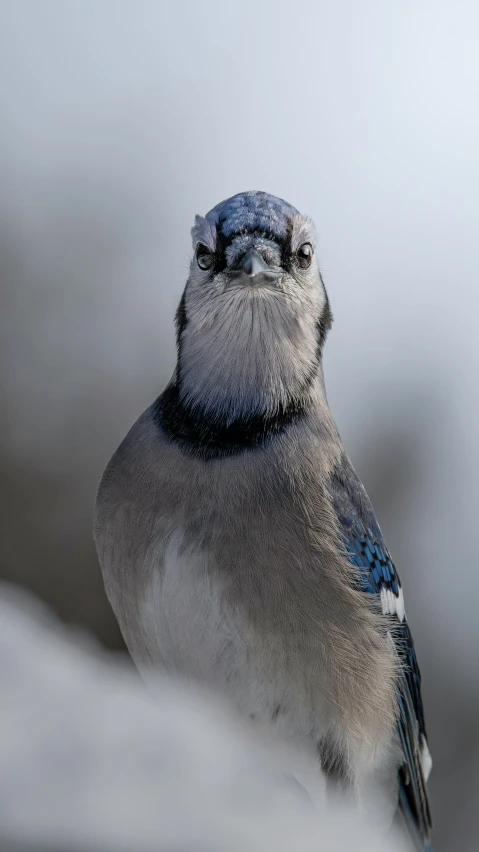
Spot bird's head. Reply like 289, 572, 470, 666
176, 191, 332, 420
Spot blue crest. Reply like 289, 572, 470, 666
205, 191, 300, 240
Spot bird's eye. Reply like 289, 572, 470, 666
196, 243, 214, 271
296, 243, 313, 269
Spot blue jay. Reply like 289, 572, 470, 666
94, 191, 432, 849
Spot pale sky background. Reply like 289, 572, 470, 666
1, 2, 479, 849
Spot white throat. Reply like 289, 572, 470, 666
178, 287, 321, 419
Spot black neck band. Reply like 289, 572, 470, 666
154, 382, 312, 461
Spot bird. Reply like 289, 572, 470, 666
94, 190, 433, 849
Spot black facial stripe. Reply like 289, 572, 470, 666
280, 220, 294, 271
211, 226, 229, 273
316, 292, 333, 354
175, 290, 188, 337
154, 383, 312, 461
213, 224, 291, 273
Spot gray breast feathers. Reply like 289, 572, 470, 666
94, 402, 398, 782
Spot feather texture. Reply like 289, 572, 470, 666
329, 454, 432, 848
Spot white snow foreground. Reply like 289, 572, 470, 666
0, 584, 407, 852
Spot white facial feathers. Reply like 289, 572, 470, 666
191, 214, 216, 252
290, 214, 317, 253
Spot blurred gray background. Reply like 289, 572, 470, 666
1, 2, 478, 849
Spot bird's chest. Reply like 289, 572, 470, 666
116, 448, 397, 782
135, 508, 332, 740
142, 530, 245, 683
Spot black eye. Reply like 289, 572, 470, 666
196, 243, 214, 271
296, 242, 313, 269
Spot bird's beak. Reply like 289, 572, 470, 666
231, 249, 281, 286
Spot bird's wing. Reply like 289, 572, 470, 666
329, 454, 432, 849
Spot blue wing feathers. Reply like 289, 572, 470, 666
329, 454, 432, 849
